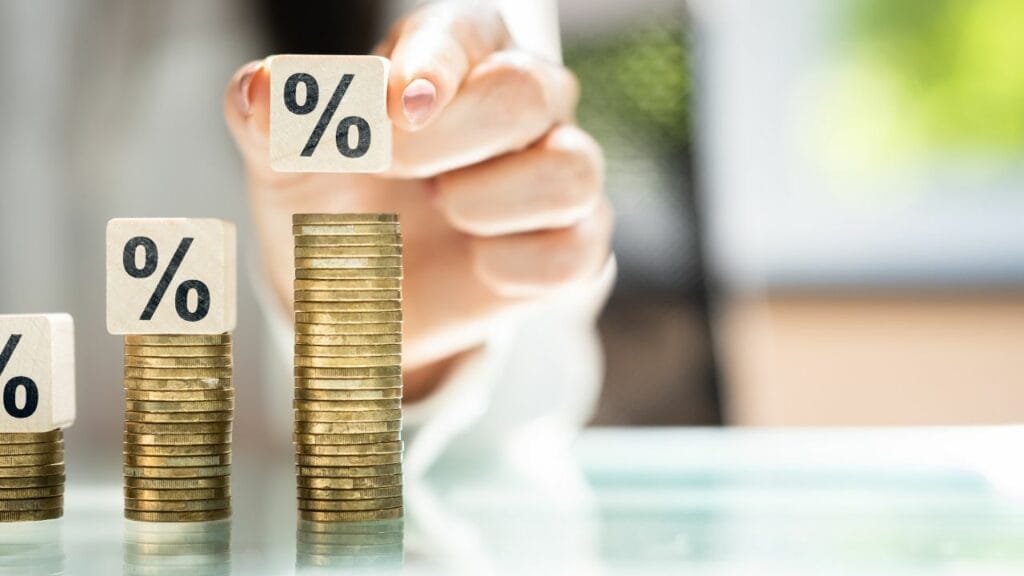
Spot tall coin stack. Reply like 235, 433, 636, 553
293, 213, 404, 522
123, 334, 233, 522
0, 430, 64, 522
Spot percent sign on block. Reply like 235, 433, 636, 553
0, 315, 75, 433
106, 219, 237, 335
269, 55, 391, 173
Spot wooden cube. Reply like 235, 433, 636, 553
269, 55, 392, 173
0, 314, 75, 432
106, 219, 237, 335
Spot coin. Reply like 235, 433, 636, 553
299, 508, 403, 522
295, 377, 402, 390
123, 345, 232, 357
125, 422, 232, 434
292, 399, 401, 412
125, 498, 230, 512
0, 452, 64, 467
295, 356, 400, 368
294, 410, 401, 423
296, 475, 402, 490
124, 367, 233, 379
123, 466, 230, 479
295, 334, 402, 347
125, 433, 232, 446
0, 475, 65, 489
294, 344, 401, 357
294, 422, 401, 435
0, 485, 64, 499
298, 497, 402, 512
123, 476, 230, 490
296, 485, 403, 501
293, 214, 398, 225
292, 224, 399, 236
295, 246, 402, 258
294, 289, 401, 302
0, 431, 62, 444
295, 235, 402, 248
295, 301, 401, 313
294, 257, 402, 269
0, 508, 62, 522
125, 334, 231, 346
295, 388, 402, 400
296, 442, 402, 456
124, 454, 231, 468
293, 432, 402, 445
123, 487, 230, 501
296, 268, 403, 280
125, 410, 233, 423
124, 443, 230, 457
0, 464, 64, 478
125, 389, 234, 401
0, 441, 62, 456
125, 400, 233, 413
125, 509, 231, 523
295, 367, 401, 379
295, 464, 402, 478
124, 378, 231, 391
295, 323, 402, 336
295, 311, 402, 324
124, 356, 232, 368
0, 496, 63, 511
296, 453, 402, 467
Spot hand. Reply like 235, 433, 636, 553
224, 2, 613, 400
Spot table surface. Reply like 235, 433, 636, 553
3, 427, 1023, 575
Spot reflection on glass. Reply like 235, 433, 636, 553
296, 519, 404, 575
123, 519, 231, 576
0, 519, 64, 575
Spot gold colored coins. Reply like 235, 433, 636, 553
293, 432, 402, 445
125, 498, 230, 512
293, 399, 401, 412
125, 433, 232, 446
295, 300, 402, 312
294, 214, 399, 224
0, 430, 65, 522
125, 389, 234, 401
124, 509, 231, 523
295, 388, 402, 401
296, 475, 403, 490
295, 235, 403, 248
124, 410, 233, 423
123, 466, 231, 479
0, 496, 63, 512
297, 497, 403, 511
124, 487, 230, 501
299, 508, 403, 522
296, 442, 403, 456
296, 453, 402, 467
294, 377, 403, 390
125, 334, 232, 346
297, 486, 402, 500
296, 464, 402, 478
123, 454, 231, 468
294, 421, 401, 434
124, 377, 231, 391
123, 476, 231, 490
0, 508, 63, 522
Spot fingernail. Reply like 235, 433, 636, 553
402, 78, 437, 128
235, 60, 263, 116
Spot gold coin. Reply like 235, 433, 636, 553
293, 214, 398, 225
295, 367, 401, 379
295, 278, 402, 291
0, 508, 62, 522
299, 508, 402, 522
296, 454, 401, 467
295, 311, 402, 324
125, 421, 232, 434
125, 411, 233, 424
294, 289, 401, 302
295, 388, 402, 400
124, 367, 233, 379
125, 389, 234, 401
295, 323, 402, 336
0, 475, 64, 489
297, 486, 402, 501
123, 345, 232, 357
293, 432, 401, 445
0, 496, 63, 511
296, 268, 402, 280
0, 464, 64, 478
295, 421, 401, 435
295, 377, 402, 390
295, 355, 401, 368
295, 334, 402, 348
0, 431, 62, 444
298, 497, 402, 512
0, 441, 62, 456
292, 224, 399, 236
0, 452, 63, 467
296, 475, 402, 490
125, 334, 231, 346
295, 246, 402, 258
124, 454, 231, 468
123, 487, 230, 501
123, 465, 230, 479
295, 235, 402, 248
125, 498, 230, 512
125, 400, 233, 413
294, 409, 401, 423
123, 476, 230, 490
297, 517, 403, 535
292, 399, 400, 412
124, 444, 230, 457
294, 344, 401, 357
125, 508, 231, 523
125, 433, 232, 446
294, 257, 402, 269
124, 356, 232, 368
0, 485, 63, 499
124, 377, 231, 391
296, 442, 402, 456
295, 301, 401, 313
296, 464, 402, 478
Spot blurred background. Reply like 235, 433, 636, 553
0, 0, 1022, 462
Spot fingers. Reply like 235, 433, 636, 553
435, 125, 603, 237
390, 51, 580, 178
385, 2, 510, 131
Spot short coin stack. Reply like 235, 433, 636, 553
0, 430, 64, 522
293, 213, 404, 522
123, 334, 233, 522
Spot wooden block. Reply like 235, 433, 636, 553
106, 219, 237, 335
269, 55, 392, 173
0, 314, 75, 432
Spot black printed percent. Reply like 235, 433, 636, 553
123, 236, 210, 322
284, 72, 371, 158
0, 335, 38, 419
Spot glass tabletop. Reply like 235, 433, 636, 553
3, 427, 1023, 575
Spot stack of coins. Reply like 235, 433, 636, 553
123, 334, 233, 522
0, 430, 64, 523
296, 519, 404, 573
293, 213, 404, 522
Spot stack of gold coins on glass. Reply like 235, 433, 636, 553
0, 430, 65, 522
293, 213, 404, 522
123, 334, 233, 522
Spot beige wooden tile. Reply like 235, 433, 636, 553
106, 219, 237, 335
269, 55, 391, 173
0, 314, 75, 432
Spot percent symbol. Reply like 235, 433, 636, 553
284, 72, 371, 159
123, 236, 211, 322
0, 335, 38, 419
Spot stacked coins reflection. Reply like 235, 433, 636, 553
124, 519, 231, 576
123, 334, 233, 522
296, 519, 404, 573
293, 214, 404, 522
0, 430, 64, 522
